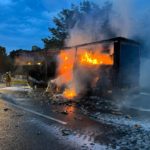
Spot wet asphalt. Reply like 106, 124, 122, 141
0, 86, 120, 150
0, 87, 115, 150
1, 85, 150, 150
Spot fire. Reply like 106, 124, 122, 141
57, 50, 75, 84
80, 52, 102, 65
56, 50, 77, 99
79, 51, 113, 66
54, 46, 114, 99
63, 88, 76, 99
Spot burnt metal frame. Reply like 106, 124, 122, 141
63, 37, 140, 50
68, 37, 140, 90
112, 38, 140, 89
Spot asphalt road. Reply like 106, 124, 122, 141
0, 86, 120, 150
1, 85, 150, 150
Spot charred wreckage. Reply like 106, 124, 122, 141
14, 37, 140, 99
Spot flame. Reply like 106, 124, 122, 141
56, 50, 77, 99
54, 46, 113, 99
63, 88, 76, 99
57, 50, 75, 83
79, 51, 113, 66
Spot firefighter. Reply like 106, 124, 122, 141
5, 72, 11, 87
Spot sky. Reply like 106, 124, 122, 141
0, 0, 149, 53
0, 0, 81, 53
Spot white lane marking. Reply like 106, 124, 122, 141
0, 99, 67, 125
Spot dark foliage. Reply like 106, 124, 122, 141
42, 1, 114, 50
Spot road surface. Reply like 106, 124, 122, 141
1, 85, 150, 150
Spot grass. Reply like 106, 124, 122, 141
11, 79, 28, 85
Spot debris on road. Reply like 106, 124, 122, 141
81, 144, 89, 150
3, 108, 9, 111
80, 107, 88, 115
15, 125, 19, 128
61, 129, 72, 136
125, 115, 132, 119
36, 131, 41, 135
111, 111, 123, 116
74, 116, 82, 121
16, 114, 24, 117
1, 86, 150, 149
134, 124, 141, 129
61, 110, 68, 115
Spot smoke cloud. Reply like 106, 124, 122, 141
65, 1, 115, 46
64, 0, 150, 89
50, 0, 150, 100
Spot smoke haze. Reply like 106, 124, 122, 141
64, 0, 150, 89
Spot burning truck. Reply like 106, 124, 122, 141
46, 37, 140, 99
14, 37, 140, 99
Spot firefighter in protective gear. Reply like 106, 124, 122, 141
5, 72, 11, 87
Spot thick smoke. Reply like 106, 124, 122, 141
65, 0, 150, 89
65, 0, 134, 46
65, 1, 116, 46
50, 0, 150, 100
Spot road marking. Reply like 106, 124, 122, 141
0, 98, 67, 125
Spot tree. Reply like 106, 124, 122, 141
0, 46, 12, 73
42, 1, 114, 50
0, 46, 6, 56
32, 45, 41, 51
42, 7, 76, 49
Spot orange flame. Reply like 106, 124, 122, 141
79, 51, 113, 66
55, 46, 113, 99
56, 50, 77, 99
57, 50, 75, 84
63, 88, 76, 99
